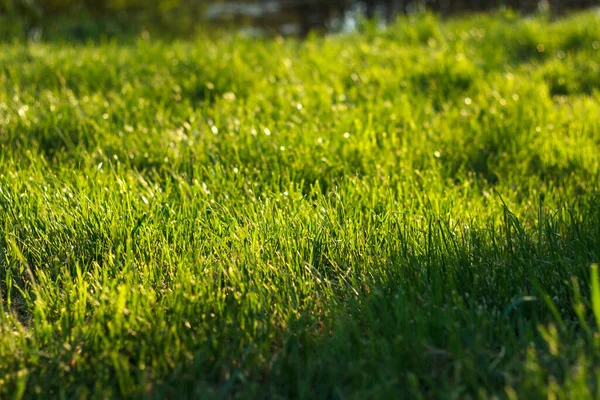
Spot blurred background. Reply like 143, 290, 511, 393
1, 0, 599, 39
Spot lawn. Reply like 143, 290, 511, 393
1, 9, 600, 399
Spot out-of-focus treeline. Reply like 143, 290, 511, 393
1, 0, 599, 40
0, 0, 212, 38
0, 0, 207, 17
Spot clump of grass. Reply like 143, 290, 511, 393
1, 10, 600, 399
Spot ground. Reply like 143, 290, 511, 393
1, 10, 600, 399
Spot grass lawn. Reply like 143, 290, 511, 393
1, 9, 600, 399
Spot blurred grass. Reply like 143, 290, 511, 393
1, 9, 600, 399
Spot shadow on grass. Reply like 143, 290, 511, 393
263, 195, 600, 398
2, 189, 597, 397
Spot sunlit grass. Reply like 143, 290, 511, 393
1, 10, 600, 399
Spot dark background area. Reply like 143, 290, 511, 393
1, 0, 599, 39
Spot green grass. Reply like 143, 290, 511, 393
1, 9, 600, 399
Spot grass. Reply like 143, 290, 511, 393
1, 9, 600, 399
